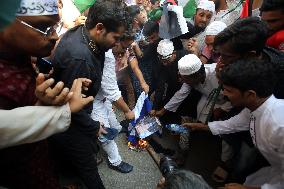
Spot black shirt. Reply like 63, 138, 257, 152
153, 50, 188, 110
52, 25, 105, 137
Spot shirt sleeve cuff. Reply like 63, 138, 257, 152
208, 122, 220, 135
59, 103, 72, 131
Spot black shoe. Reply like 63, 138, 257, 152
108, 161, 133, 173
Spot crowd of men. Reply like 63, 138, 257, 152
0, 0, 283, 189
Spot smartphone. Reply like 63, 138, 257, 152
36, 58, 53, 74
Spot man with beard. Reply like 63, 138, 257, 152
159, 54, 231, 124
199, 20, 227, 64
179, 0, 215, 53
50, 1, 127, 188
0, 0, 66, 188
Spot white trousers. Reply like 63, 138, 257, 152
92, 100, 122, 166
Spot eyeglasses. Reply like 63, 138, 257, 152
16, 18, 63, 37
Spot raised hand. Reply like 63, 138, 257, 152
68, 78, 94, 113
35, 73, 72, 106
187, 38, 199, 55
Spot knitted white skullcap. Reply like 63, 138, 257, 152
197, 0, 215, 13
17, 0, 58, 16
205, 21, 227, 36
178, 54, 202, 75
157, 39, 174, 57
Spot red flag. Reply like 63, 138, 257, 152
240, 0, 249, 18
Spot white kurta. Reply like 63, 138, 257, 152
164, 63, 231, 122
91, 50, 123, 165
91, 49, 122, 129
208, 95, 284, 189
0, 104, 71, 149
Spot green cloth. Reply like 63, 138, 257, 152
0, 0, 21, 31
148, 8, 163, 22
73, 0, 96, 13
183, 0, 197, 19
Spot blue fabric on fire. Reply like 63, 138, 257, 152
128, 92, 152, 145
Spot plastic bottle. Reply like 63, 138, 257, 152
165, 124, 189, 134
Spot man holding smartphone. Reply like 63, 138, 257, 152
0, 0, 65, 188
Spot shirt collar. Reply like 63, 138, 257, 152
251, 95, 276, 117
81, 25, 102, 55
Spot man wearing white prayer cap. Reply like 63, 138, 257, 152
150, 39, 200, 124
14, 0, 60, 57
157, 39, 176, 66
181, 0, 215, 57
200, 20, 227, 64
153, 53, 230, 160
0, 0, 63, 188
205, 20, 227, 36
160, 54, 231, 124
194, 0, 215, 30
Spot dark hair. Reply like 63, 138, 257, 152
164, 169, 212, 189
126, 5, 141, 20
260, 0, 284, 13
143, 20, 159, 36
85, 0, 127, 32
220, 58, 277, 97
150, 0, 159, 5
214, 17, 268, 55
121, 30, 136, 41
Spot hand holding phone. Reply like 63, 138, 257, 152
36, 58, 53, 75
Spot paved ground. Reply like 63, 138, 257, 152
58, 107, 162, 189
98, 133, 162, 189
58, 132, 162, 189
58, 106, 223, 189
97, 108, 162, 189
100, 107, 224, 189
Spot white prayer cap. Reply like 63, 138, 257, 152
16, 0, 58, 16
205, 21, 227, 36
197, 0, 215, 13
178, 54, 202, 75
157, 39, 174, 57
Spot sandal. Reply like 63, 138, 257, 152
211, 166, 228, 183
